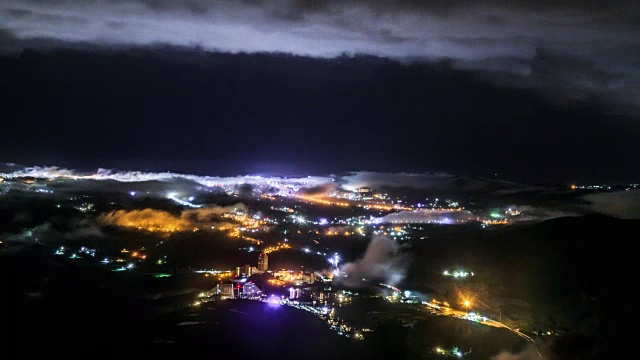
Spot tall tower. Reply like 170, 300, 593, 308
258, 253, 268, 272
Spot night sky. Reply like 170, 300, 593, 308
1, 1, 638, 183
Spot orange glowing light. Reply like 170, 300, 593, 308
98, 206, 268, 238
458, 291, 476, 311
262, 243, 292, 255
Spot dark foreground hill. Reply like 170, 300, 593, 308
408, 214, 638, 358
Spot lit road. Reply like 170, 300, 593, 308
425, 304, 543, 358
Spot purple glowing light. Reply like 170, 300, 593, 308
267, 295, 281, 307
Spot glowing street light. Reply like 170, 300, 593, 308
463, 299, 473, 315
458, 290, 475, 313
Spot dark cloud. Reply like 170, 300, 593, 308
340, 172, 550, 193
0, 48, 637, 182
298, 184, 337, 196
11, 211, 33, 225
0, 0, 638, 112
530, 48, 620, 98
3, 221, 105, 243
235, 183, 254, 198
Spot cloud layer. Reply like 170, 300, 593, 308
97, 204, 247, 232
0, 165, 539, 195
583, 189, 640, 219
1, 0, 638, 112
2, 165, 639, 221
0, 165, 331, 189
3, 220, 104, 243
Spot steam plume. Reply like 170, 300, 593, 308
339, 235, 407, 287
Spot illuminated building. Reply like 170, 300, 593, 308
505, 208, 521, 216
214, 279, 263, 299
303, 273, 315, 284
274, 270, 315, 285
216, 283, 234, 299
243, 283, 262, 299
274, 269, 290, 279
235, 266, 242, 277
315, 291, 331, 305
244, 264, 252, 277
289, 287, 302, 299
358, 187, 373, 200
258, 253, 268, 272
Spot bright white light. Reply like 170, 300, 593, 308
319, 218, 328, 225
404, 290, 411, 297
129, 191, 136, 196
167, 192, 202, 208
188, 196, 195, 201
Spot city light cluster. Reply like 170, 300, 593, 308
443, 270, 474, 278
294, 194, 350, 207
435, 346, 464, 358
